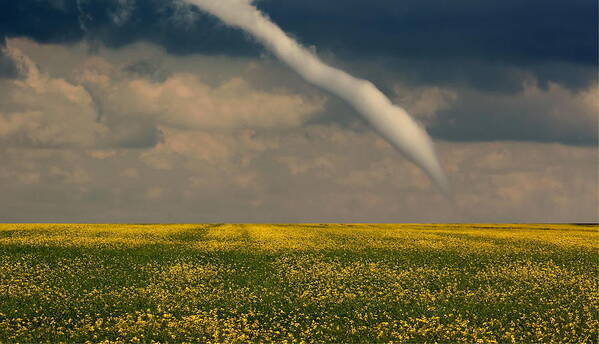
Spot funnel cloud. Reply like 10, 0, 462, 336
182, 0, 448, 192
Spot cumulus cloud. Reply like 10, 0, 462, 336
0, 43, 108, 148
80, 72, 325, 130
73, 44, 326, 131
0, 43, 162, 149
0, 38, 325, 149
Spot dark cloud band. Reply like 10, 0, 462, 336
2, 0, 596, 65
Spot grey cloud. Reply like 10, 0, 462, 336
0, 44, 18, 79
123, 60, 168, 82
427, 83, 598, 146
335, 56, 596, 96
314, 76, 598, 146
101, 117, 164, 148
0, 127, 596, 223
0, 56, 18, 78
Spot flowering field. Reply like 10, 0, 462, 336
0, 224, 596, 343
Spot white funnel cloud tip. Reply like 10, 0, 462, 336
183, 0, 449, 192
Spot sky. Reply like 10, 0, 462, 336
0, 0, 597, 223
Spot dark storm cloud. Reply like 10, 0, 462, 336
1, 0, 596, 93
430, 103, 598, 147
366, 57, 597, 93
261, 0, 597, 65
257, 0, 598, 91
2, 0, 596, 66
0, 0, 259, 55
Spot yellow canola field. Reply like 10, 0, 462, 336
0, 224, 597, 343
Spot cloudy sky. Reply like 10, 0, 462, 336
0, 0, 597, 223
